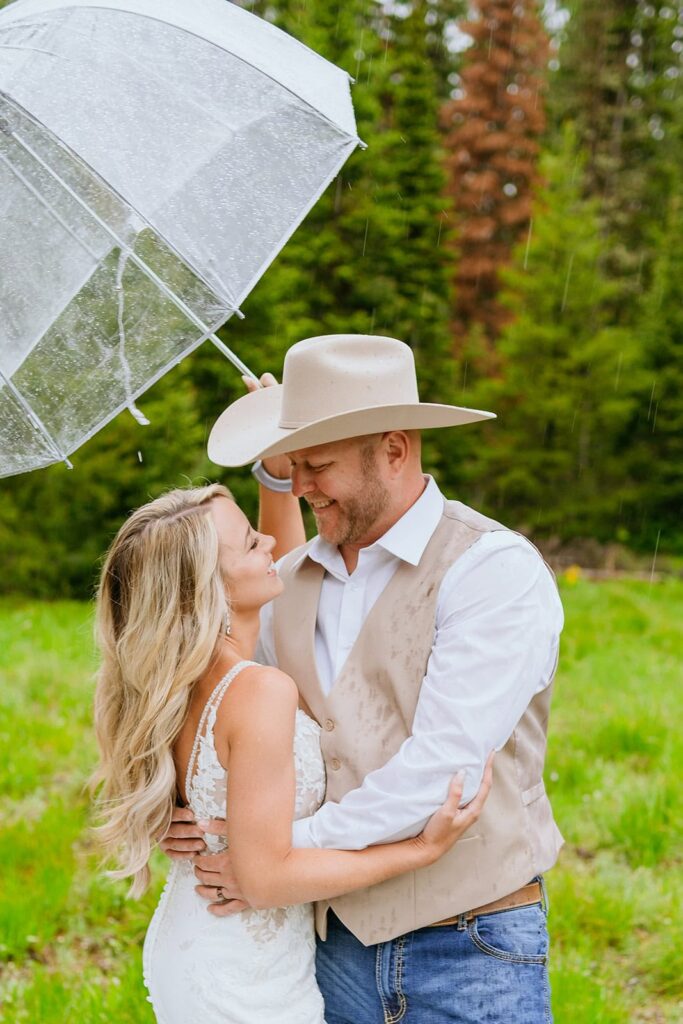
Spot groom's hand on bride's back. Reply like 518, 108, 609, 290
159, 806, 209, 859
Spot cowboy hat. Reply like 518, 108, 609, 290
208, 334, 495, 466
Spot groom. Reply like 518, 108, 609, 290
163, 334, 564, 1023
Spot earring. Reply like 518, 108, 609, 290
220, 605, 231, 638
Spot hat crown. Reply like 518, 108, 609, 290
279, 335, 420, 428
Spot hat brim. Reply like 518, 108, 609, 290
208, 386, 496, 467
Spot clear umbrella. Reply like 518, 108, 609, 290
0, 0, 361, 477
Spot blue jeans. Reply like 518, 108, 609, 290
315, 887, 552, 1023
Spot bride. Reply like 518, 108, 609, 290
92, 469, 490, 1024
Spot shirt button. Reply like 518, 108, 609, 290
324, 719, 335, 732
330, 758, 341, 771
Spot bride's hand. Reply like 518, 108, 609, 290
414, 753, 494, 864
242, 372, 291, 481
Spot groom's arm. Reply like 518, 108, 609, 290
291, 532, 563, 851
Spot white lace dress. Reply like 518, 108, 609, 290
143, 661, 327, 1024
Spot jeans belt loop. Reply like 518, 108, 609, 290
538, 874, 549, 913
456, 913, 468, 932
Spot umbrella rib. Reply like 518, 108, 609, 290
0, 43, 61, 56
0, 366, 73, 469
7, 124, 261, 385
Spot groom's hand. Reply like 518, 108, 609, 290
158, 806, 207, 859
243, 371, 277, 394
193, 819, 251, 916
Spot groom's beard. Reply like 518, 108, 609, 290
331, 485, 390, 545
313, 447, 390, 546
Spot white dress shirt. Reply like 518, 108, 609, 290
257, 477, 563, 850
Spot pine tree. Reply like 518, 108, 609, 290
423, 0, 469, 102
628, 192, 683, 550
549, 0, 683, 317
363, 2, 453, 400
457, 131, 643, 540
273, 0, 453, 389
441, 0, 549, 347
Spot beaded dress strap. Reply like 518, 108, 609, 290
184, 660, 257, 803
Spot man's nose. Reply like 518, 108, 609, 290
291, 467, 315, 498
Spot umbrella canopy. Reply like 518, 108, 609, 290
0, 0, 360, 477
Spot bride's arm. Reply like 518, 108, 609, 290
219, 666, 490, 910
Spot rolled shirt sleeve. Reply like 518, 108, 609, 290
291, 532, 563, 850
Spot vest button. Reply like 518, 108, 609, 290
330, 758, 341, 771
324, 719, 335, 731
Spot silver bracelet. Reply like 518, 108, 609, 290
251, 459, 293, 493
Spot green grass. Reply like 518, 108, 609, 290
545, 578, 683, 1023
0, 581, 681, 1022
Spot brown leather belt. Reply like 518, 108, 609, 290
429, 881, 544, 928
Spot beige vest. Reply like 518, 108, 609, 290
273, 499, 563, 946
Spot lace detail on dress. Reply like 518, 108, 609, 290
293, 709, 327, 818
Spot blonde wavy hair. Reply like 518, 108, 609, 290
92, 483, 232, 896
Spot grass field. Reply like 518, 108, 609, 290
0, 580, 681, 1023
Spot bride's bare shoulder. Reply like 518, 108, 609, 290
224, 663, 298, 715
213, 664, 299, 761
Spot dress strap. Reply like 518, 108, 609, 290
184, 660, 257, 804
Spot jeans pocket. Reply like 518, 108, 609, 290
467, 904, 548, 965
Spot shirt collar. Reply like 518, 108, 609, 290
307, 475, 444, 574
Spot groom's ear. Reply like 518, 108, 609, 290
383, 431, 412, 476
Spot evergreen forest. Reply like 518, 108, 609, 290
1, 0, 682, 597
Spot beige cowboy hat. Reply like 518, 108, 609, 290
208, 334, 495, 466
